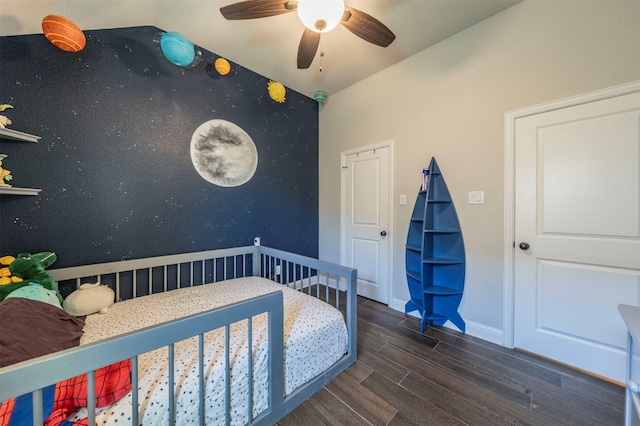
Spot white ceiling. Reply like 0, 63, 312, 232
0, 0, 522, 98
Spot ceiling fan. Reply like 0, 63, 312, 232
220, 0, 396, 69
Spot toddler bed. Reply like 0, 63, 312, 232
0, 245, 357, 425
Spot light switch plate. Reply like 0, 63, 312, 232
400, 194, 407, 205
468, 191, 484, 205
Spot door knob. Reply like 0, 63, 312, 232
519, 242, 530, 250
380, 231, 387, 236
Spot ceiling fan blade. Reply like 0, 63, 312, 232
220, 0, 296, 20
341, 6, 396, 48
297, 28, 321, 69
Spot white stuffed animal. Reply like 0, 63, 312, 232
63, 282, 115, 316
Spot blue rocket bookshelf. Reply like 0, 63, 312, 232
405, 157, 466, 333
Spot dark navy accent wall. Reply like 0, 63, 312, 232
0, 26, 318, 267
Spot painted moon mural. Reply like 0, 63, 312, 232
190, 119, 258, 187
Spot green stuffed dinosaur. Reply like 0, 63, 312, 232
0, 252, 63, 304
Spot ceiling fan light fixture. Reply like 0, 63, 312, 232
297, 0, 345, 33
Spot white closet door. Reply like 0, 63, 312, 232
343, 146, 390, 303
514, 91, 640, 381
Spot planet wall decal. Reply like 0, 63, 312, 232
190, 119, 258, 187
158, 31, 201, 67
267, 81, 286, 103
214, 57, 231, 75
41, 14, 86, 52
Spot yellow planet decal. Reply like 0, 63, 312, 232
268, 81, 286, 103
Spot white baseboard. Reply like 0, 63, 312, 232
289, 284, 506, 346
390, 297, 504, 346
463, 320, 504, 346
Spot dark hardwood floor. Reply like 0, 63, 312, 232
278, 296, 625, 425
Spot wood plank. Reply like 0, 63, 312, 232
358, 324, 388, 352
377, 344, 553, 425
423, 324, 563, 386
325, 372, 398, 426
361, 371, 465, 425
276, 400, 325, 426
529, 387, 622, 425
434, 340, 624, 425
424, 322, 624, 407
400, 371, 512, 425
387, 411, 423, 426
302, 387, 372, 426
358, 317, 377, 335
366, 322, 438, 358
357, 347, 410, 384
358, 299, 409, 327
560, 373, 625, 411
343, 359, 374, 383
412, 342, 533, 408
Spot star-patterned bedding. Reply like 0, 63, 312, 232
70, 276, 348, 425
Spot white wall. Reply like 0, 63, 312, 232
318, 0, 640, 341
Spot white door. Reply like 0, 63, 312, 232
342, 145, 391, 303
514, 91, 640, 381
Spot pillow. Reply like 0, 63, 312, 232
5, 282, 62, 309
63, 282, 115, 316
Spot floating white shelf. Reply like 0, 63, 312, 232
0, 128, 41, 143
0, 128, 43, 195
0, 186, 41, 195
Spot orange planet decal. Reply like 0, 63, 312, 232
41, 15, 86, 52
214, 58, 231, 75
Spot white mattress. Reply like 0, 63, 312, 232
72, 277, 348, 425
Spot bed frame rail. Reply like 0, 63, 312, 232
51, 246, 257, 300
2, 245, 357, 425
251, 246, 358, 423
0, 292, 284, 426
